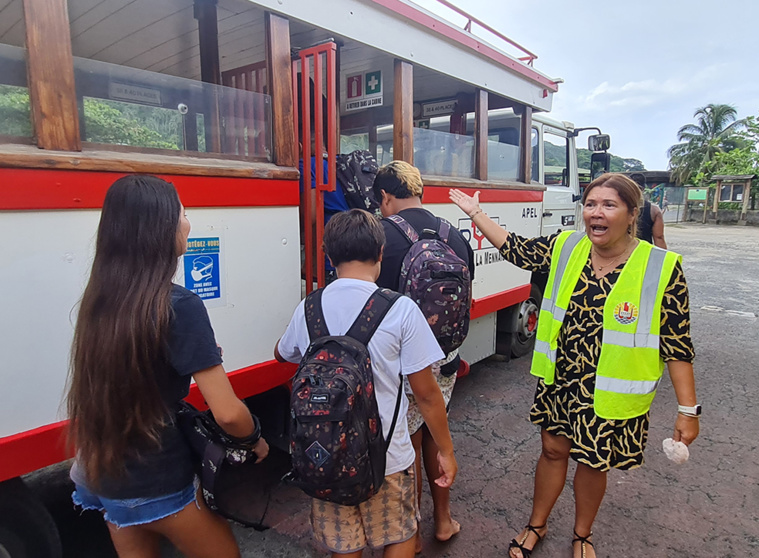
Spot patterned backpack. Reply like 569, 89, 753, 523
336, 150, 381, 217
176, 400, 262, 523
388, 214, 471, 354
287, 287, 403, 506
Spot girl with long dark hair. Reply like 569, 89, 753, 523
67, 175, 268, 557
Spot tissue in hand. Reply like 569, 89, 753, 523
662, 438, 689, 464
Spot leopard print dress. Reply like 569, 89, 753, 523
500, 233, 694, 471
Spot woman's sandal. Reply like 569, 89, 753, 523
572, 531, 595, 558
507, 524, 546, 558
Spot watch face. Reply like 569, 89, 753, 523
694, 405, 702, 415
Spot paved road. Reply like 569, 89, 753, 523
32, 223, 759, 558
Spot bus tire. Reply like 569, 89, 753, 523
510, 283, 542, 359
0, 478, 62, 558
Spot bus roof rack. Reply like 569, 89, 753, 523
430, 0, 538, 65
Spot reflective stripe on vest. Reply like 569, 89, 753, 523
595, 375, 661, 395
532, 231, 585, 372
530, 233, 681, 420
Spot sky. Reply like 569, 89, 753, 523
412, 0, 759, 170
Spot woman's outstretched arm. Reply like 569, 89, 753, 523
449, 189, 509, 250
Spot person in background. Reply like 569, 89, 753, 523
67, 175, 268, 558
630, 173, 667, 249
275, 209, 457, 558
373, 161, 473, 551
449, 173, 699, 558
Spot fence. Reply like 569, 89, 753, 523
646, 186, 687, 224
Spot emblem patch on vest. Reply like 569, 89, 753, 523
614, 302, 639, 325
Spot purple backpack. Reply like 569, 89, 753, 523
287, 287, 403, 506
388, 214, 471, 354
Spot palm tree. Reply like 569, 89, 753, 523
667, 104, 746, 185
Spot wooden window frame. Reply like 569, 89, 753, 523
15, 0, 297, 170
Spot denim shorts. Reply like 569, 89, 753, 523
72, 478, 199, 528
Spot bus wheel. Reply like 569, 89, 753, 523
511, 283, 542, 358
0, 478, 62, 558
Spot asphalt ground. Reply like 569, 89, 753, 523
28, 223, 759, 558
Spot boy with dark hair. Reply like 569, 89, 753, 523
275, 209, 457, 558
373, 161, 473, 549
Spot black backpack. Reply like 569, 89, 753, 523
176, 401, 262, 523
336, 150, 381, 216
287, 287, 402, 505
388, 214, 471, 355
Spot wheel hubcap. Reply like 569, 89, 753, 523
517, 298, 539, 342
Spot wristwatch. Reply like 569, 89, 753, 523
677, 404, 702, 417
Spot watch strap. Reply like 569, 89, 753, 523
677, 404, 701, 416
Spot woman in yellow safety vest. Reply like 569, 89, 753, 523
449, 173, 699, 558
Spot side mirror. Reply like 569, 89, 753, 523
588, 134, 611, 152
590, 152, 611, 181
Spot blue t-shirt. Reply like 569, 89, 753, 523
299, 157, 350, 219
299, 157, 349, 272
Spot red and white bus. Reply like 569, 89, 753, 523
0, 0, 608, 553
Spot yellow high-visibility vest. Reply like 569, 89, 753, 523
531, 231, 681, 420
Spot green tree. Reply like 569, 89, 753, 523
83, 98, 179, 149
576, 148, 646, 172
667, 103, 746, 185
0, 85, 32, 137
693, 145, 759, 204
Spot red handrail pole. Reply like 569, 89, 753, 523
326, 45, 337, 197
291, 60, 300, 158
300, 54, 313, 294
313, 50, 325, 288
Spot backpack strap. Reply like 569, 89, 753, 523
387, 214, 419, 243
384, 374, 404, 453
345, 288, 402, 345
345, 288, 405, 455
304, 288, 329, 342
437, 217, 452, 244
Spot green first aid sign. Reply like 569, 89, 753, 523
365, 71, 382, 95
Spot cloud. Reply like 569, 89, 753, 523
578, 65, 727, 112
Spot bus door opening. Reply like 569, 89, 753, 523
292, 42, 337, 294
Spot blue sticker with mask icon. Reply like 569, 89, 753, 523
184, 237, 221, 300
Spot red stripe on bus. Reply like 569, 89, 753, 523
0, 169, 299, 210
368, 0, 559, 92
0, 359, 296, 483
423, 187, 543, 204
471, 284, 531, 319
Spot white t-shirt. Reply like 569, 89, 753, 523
277, 278, 444, 475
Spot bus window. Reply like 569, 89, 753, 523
340, 131, 369, 153
0, 4, 31, 140
486, 110, 521, 182
68, 0, 272, 160
414, 116, 474, 178
544, 130, 569, 186
531, 127, 539, 183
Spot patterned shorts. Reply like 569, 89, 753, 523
405, 359, 457, 435
311, 467, 418, 553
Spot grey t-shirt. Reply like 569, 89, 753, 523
71, 285, 222, 499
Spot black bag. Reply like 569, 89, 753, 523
176, 401, 261, 519
286, 287, 403, 506
336, 150, 381, 216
